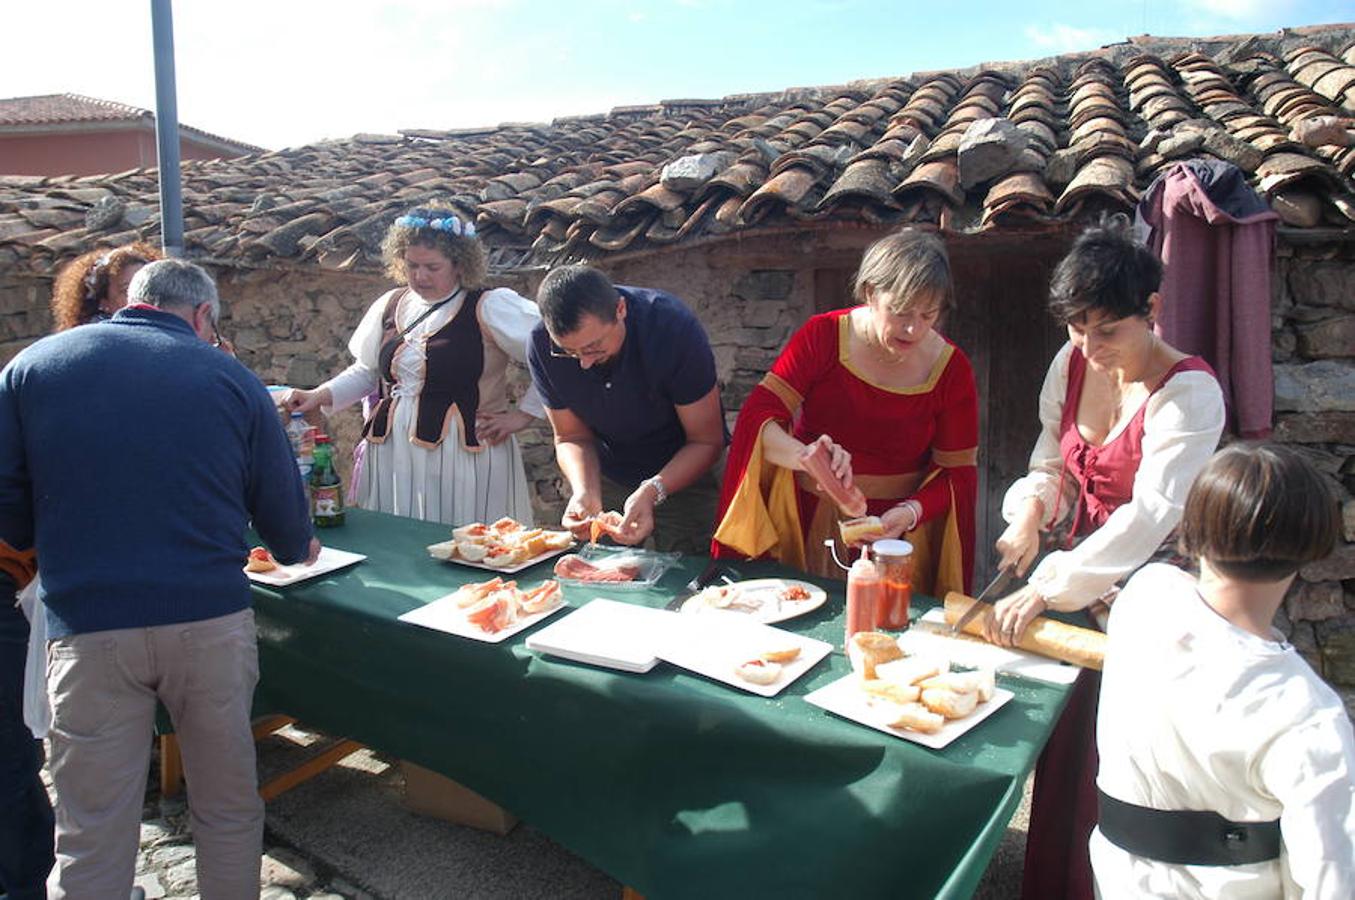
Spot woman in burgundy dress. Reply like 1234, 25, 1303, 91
990, 217, 1225, 900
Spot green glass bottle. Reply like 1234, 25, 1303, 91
310, 434, 345, 527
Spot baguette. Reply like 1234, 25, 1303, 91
942, 591, 1106, 670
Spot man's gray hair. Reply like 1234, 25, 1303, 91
128, 258, 219, 322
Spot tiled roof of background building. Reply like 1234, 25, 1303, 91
0, 93, 265, 154
1, 26, 1352, 275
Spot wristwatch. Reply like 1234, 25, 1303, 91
642, 475, 668, 506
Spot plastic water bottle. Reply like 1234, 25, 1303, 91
287, 412, 315, 464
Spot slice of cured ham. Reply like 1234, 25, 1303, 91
554, 555, 641, 583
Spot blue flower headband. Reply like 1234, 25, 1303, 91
395, 214, 476, 238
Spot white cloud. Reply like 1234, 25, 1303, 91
1024, 23, 1118, 53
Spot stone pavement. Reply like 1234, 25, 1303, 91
38, 722, 1027, 899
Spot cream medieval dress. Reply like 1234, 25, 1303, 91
322, 286, 544, 527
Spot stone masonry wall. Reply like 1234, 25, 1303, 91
1271, 241, 1355, 714
3, 231, 1353, 712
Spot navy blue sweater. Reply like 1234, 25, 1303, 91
0, 307, 312, 637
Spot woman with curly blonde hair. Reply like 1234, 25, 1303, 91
50, 242, 162, 331
284, 206, 545, 526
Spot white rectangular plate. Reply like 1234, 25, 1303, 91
245, 547, 366, 587
804, 674, 1015, 749
902, 609, 1081, 685
437, 544, 574, 575
655, 616, 833, 697
525, 599, 676, 672
397, 591, 569, 644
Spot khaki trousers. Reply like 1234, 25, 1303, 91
46, 609, 263, 900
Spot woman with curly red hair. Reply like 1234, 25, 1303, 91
50, 242, 162, 331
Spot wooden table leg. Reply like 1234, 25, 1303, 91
159, 733, 184, 798
259, 738, 364, 802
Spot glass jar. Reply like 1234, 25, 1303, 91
871, 539, 913, 630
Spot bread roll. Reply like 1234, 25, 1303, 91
540, 531, 574, 551
860, 679, 921, 705
920, 669, 995, 702
874, 656, 945, 687
761, 644, 802, 664
452, 522, 490, 542
921, 687, 979, 719
848, 631, 905, 678
884, 702, 945, 734
735, 659, 782, 685
245, 548, 278, 572
942, 592, 1106, 670
456, 542, 489, 563
838, 516, 885, 546
491, 517, 523, 534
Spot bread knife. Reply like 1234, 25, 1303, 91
949, 565, 1017, 634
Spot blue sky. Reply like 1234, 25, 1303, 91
5, 1, 1352, 150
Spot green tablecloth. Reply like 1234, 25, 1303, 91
250, 509, 1072, 900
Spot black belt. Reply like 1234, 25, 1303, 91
1098, 789, 1281, 867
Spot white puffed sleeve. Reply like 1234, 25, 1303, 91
1258, 710, 1355, 899
1003, 343, 1078, 528
479, 287, 546, 419
1028, 371, 1225, 610
320, 290, 395, 413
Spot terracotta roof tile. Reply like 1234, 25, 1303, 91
3, 26, 1354, 273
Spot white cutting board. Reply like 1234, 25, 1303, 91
899, 609, 1081, 685
525, 599, 676, 672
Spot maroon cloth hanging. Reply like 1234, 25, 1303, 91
1137, 160, 1279, 438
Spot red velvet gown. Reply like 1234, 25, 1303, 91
712, 309, 976, 597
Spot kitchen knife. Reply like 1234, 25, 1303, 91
664, 560, 734, 611
949, 564, 1017, 634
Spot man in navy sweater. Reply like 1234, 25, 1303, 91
0, 258, 316, 900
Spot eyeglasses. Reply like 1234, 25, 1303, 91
211, 321, 234, 354
548, 317, 621, 361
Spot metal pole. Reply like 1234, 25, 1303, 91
150, 0, 184, 257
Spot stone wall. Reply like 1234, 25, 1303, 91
4, 230, 1353, 711
1271, 239, 1355, 713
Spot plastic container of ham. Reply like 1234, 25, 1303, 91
553, 544, 681, 591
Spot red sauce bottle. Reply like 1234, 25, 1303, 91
845, 556, 881, 647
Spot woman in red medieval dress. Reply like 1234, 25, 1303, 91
989, 217, 1226, 900
712, 228, 976, 598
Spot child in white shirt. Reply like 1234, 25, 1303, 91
1092, 443, 1355, 900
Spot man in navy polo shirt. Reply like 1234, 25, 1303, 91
528, 265, 726, 554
